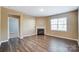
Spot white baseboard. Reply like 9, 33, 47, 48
24, 34, 36, 37
19, 36, 24, 39
20, 34, 36, 39
46, 34, 78, 41
0, 40, 8, 46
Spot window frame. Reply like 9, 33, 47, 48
50, 17, 67, 32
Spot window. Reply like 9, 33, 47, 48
50, 17, 67, 32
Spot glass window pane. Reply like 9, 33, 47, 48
58, 25, 64, 31
63, 25, 67, 31
51, 25, 57, 30
58, 24, 67, 31
58, 17, 67, 24
50, 17, 67, 31
51, 27, 57, 30
51, 19, 57, 24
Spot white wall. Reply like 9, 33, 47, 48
22, 15, 36, 37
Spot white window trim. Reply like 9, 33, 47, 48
50, 17, 67, 32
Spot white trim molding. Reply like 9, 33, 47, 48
12, 34, 36, 40
19, 36, 24, 39
0, 40, 8, 46
23, 34, 36, 37
46, 34, 78, 41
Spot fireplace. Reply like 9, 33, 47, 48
37, 29, 44, 35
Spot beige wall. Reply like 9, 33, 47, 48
0, 7, 36, 43
0, 7, 1, 41
36, 17, 46, 28
6, 8, 24, 39
45, 11, 78, 41
22, 15, 36, 37
78, 8, 79, 45
0, 7, 34, 42
1, 7, 8, 42
35, 17, 48, 34
1, 7, 23, 42
0, 7, 78, 43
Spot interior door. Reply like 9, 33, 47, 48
9, 17, 19, 38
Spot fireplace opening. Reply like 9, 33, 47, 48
37, 29, 44, 35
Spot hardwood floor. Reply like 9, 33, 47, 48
0, 35, 79, 52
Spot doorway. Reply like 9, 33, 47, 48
8, 16, 20, 39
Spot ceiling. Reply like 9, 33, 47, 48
5, 6, 78, 17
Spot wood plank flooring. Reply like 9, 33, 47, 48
0, 35, 79, 52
